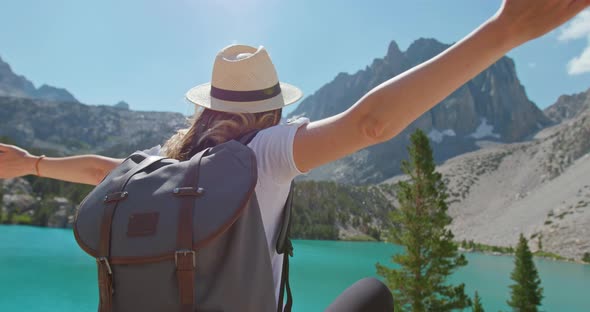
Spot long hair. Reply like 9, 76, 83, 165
163, 107, 282, 161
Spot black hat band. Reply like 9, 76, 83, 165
210, 83, 282, 102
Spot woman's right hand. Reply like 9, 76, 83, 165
0, 143, 38, 179
494, 0, 590, 48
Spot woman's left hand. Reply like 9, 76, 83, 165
0, 143, 37, 179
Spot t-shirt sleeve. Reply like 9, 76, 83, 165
248, 117, 310, 185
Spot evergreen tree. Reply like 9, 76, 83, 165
376, 129, 470, 311
507, 234, 544, 312
472, 291, 484, 312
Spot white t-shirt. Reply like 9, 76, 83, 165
145, 117, 309, 303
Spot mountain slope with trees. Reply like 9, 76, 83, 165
384, 87, 590, 260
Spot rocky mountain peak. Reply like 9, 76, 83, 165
34, 84, 78, 103
0, 55, 78, 103
0, 55, 36, 98
385, 40, 403, 60
544, 87, 590, 123
404, 38, 449, 66
114, 100, 130, 110
0, 55, 10, 71
289, 38, 550, 184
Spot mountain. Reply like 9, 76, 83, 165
383, 88, 590, 261
0, 56, 78, 103
1, 45, 588, 259
3, 88, 587, 257
114, 100, 130, 110
543, 87, 590, 123
33, 84, 78, 103
289, 39, 551, 184
0, 96, 186, 157
0, 56, 36, 98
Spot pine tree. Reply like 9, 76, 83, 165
507, 234, 544, 312
376, 129, 470, 312
472, 291, 484, 312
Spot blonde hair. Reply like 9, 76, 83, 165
163, 108, 282, 161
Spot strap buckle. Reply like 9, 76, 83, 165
286, 240, 294, 257
175, 249, 196, 268
96, 257, 113, 275
103, 191, 129, 203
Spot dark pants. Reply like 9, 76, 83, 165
325, 277, 394, 312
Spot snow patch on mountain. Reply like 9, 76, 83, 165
428, 128, 456, 143
469, 118, 501, 139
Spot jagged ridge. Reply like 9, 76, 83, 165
290, 38, 551, 184
0, 55, 78, 103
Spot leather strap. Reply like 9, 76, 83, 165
97, 257, 113, 312
176, 149, 209, 312
97, 155, 164, 312
277, 240, 294, 312
276, 183, 294, 255
276, 183, 295, 312
238, 130, 260, 146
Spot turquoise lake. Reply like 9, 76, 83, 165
1, 225, 589, 311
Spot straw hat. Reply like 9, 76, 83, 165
186, 44, 303, 113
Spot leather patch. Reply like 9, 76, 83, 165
127, 212, 159, 237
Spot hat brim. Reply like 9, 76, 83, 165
186, 82, 303, 113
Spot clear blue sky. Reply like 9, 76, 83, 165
1, 0, 589, 116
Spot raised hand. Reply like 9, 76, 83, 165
0, 143, 37, 179
494, 0, 590, 47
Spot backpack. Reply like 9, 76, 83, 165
73, 133, 294, 312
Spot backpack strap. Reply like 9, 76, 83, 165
276, 183, 294, 256
238, 129, 293, 311
238, 130, 260, 146
175, 148, 210, 312
276, 183, 295, 312
98, 154, 165, 312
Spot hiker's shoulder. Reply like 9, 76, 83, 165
248, 117, 310, 183
255, 116, 310, 139
248, 117, 309, 154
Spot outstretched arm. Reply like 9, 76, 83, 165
0, 143, 123, 185
293, 0, 590, 172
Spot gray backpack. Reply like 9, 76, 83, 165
73, 134, 294, 312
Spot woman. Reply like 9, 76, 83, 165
1, 1, 588, 311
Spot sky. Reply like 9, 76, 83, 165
0, 0, 589, 117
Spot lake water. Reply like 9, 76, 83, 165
1, 225, 589, 311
